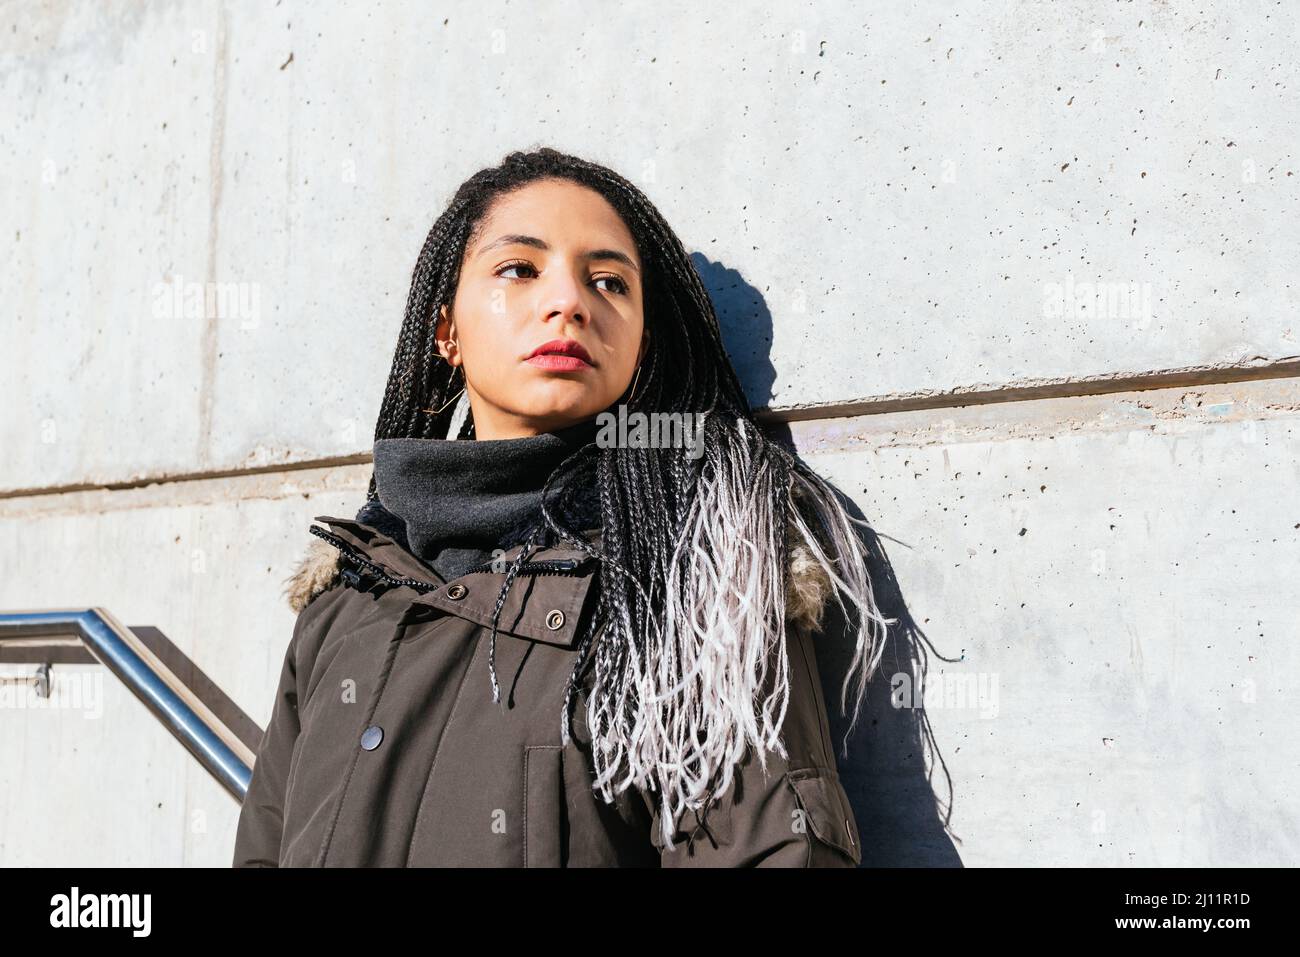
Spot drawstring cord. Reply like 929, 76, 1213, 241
485, 520, 546, 705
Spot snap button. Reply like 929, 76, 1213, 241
446, 583, 467, 600
360, 725, 384, 751
545, 609, 565, 630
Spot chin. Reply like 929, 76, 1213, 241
524, 404, 602, 428
517, 388, 609, 422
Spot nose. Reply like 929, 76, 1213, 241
539, 267, 589, 327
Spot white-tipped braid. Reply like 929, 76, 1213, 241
580, 416, 897, 849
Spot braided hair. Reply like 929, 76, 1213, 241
365, 146, 893, 848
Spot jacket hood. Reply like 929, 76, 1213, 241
283, 504, 836, 635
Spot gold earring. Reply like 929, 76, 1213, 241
422, 357, 464, 414
420, 340, 464, 414
626, 363, 642, 403
423, 387, 464, 415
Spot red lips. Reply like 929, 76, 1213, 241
525, 338, 596, 370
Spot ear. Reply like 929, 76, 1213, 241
436, 303, 461, 367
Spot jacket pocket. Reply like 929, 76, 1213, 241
523, 745, 565, 867
784, 766, 862, 866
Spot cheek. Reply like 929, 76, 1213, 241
624, 320, 646, 370
459, 336, 517, 393
451, 296, 515, 372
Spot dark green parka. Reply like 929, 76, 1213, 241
232, 508, 863, 867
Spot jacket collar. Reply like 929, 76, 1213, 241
290, 514, 605, 649
310, 514, 603, 587
283, 511, 834, 637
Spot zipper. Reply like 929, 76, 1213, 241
310, 524, 593, 590
310, 525, 438, 593
461, 556, 591, 576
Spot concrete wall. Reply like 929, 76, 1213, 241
2, 0, 1296, 866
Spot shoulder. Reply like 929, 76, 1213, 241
280, 518, 833, 624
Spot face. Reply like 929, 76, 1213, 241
436, 177, 648, 439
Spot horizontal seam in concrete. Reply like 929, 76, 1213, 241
6, 358, 1299, 501
0, 453, 373, 501
752, 357, 1300, 424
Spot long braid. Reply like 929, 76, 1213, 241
365, 147, 896, 849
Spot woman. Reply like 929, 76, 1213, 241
232, 147, 894, 867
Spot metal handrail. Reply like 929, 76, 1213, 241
0, 608, 254, 801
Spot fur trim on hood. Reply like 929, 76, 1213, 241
284, 536, 349, 617
283, 519, 835, 635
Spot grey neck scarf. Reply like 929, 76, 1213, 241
367, 417, 601, 581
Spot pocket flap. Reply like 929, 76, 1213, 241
411, 566, 598, 649
785, 766, 862, 864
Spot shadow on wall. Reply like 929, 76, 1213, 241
692, 252, 778, 409
805, 502, 964, 868
696, 252, 962, 867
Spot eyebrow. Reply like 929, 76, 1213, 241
475, 233, 640, 274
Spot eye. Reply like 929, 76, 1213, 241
593, 273, 629, 295
495, 260, 538, 280
495, 260, 628, 296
